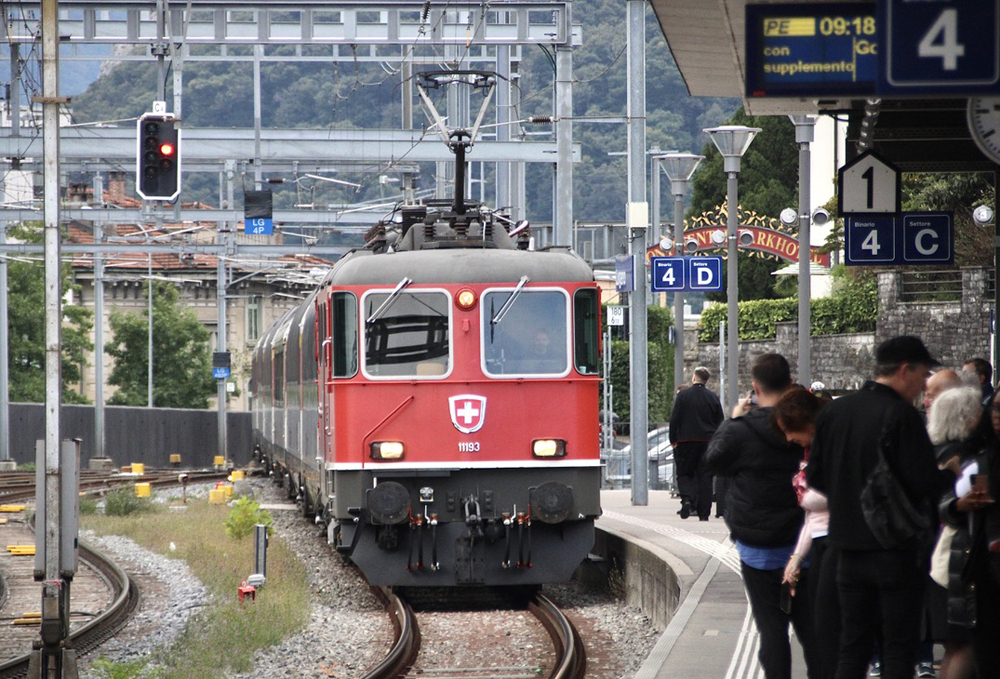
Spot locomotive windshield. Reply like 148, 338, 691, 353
363, 290, 451, 378
482, 289, 569, 377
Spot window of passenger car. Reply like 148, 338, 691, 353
361, 289, 451, 378
481, 288, 569, 377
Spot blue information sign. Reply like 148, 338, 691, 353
213, 367, 231, 379
651, 257, 686, 292
845, 212, 953, 266
615, 255, 635, 293
245, 217, 273, 235
745, 3, 878, 98
650, 257, 723, 292
881, 0, 999, 94
689, 257, 724, 292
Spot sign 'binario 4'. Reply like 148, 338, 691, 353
136, 112, 181, 201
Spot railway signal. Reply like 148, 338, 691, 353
136, 113, 181, 201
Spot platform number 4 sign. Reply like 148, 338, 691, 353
882, 0, 998, 93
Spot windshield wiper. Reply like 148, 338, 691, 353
366, 277, 413, 324
491, 276, 530, 325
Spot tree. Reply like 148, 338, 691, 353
7, 223, 93, 403
106, 281, 216, 408
603, 304, 674, 432
690, 107, 798, 301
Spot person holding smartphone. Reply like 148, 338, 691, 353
707, 354, 820, 678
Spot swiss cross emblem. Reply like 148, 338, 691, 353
449, 394, 487, 434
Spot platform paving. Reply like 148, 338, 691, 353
598, 489, 808, 679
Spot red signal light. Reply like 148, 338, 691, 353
159, 142, 175, 156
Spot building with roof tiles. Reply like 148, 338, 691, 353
64, 173, 336, 411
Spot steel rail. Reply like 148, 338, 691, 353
361, 586, 420, 679
0, 537, 138, 679
530, 592, 587, 679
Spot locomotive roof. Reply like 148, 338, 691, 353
325, 247, 595, 286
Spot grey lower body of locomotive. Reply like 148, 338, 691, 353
331, 466, 601, 586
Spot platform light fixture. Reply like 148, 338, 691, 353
704, 125, 760, 412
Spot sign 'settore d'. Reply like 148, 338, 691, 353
745, 3, 878, 98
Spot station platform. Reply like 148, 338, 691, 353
596, 489, 808, 679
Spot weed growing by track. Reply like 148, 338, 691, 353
82, 498, 311, 677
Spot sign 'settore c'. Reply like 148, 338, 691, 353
745, 3, 878, 98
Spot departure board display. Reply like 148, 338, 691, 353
745, 3, 878, 98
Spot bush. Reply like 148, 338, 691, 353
224, 497, 273, 540
79, 496, 99, 515
698, 285, 877, 343
104, 487, 155, 517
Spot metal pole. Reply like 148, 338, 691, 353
218, 162, 234, 464
510, 61, 525, 224
719, 320, 726, 411
726, 170, 739, 414
496, 45, 511, 214
554, 44, 573, 246
1, 42, 18, 467
673, 184, 686, 392
155, 0, 166, 99
0, 221, 8, 465
651, 155, 661, 246
254, 41, 263, 189
148, 253, 153, 407
94, 216, 105, 461
626, 0, 647, 505
39, 0, 74, 672
792, 116, 815, 386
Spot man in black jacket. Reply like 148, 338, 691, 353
706, 353, 818, 678
669, 366, 724, 520
807, 336, 952, 679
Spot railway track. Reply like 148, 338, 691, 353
0, 469, 232, 505
0, 468, 231, 677
0, 517, 139, 679
363, 586, 586, 679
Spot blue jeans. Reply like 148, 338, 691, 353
835, 549, 923, 679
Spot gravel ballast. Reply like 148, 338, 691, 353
76, 478, 658, 678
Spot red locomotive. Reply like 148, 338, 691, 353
251, 72, 602, 586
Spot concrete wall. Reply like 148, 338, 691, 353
586, 528, 681, 631
5, 403, 252, 468
682, 268, 991, 392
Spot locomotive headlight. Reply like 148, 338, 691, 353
370, 441, 405, 460
532, 439, 566, 458
455, 288, 478, 311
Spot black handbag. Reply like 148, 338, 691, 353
860, 411, 931, 549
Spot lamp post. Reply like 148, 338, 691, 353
789, 115, 816, 387
704, 125, 760, 413
660, 152, 704, 396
